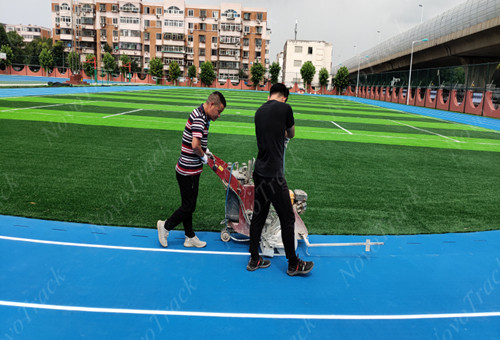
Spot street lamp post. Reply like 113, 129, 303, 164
419, 4, 424, 23
407, 38, 428, 105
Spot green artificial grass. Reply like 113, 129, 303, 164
1, 88, 499, 235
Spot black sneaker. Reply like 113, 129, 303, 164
287, 258, 314, 276
246, 256, 271, 271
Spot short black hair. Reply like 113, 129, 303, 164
208, 91, 227, 108
269, 83, 289, 99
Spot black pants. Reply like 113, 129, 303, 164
165, 172, 200, 238
249, 173, 297, 261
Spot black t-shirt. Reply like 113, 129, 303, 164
254, 100, 295, 178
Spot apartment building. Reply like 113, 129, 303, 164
5, 24, 52, 43
282, 40, 332, 87
50, 0, 270, 80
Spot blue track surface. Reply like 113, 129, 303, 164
335, 96, 500, 132
1, 215, 499, 339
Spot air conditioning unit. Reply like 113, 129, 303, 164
66, 22, 70, 27
113, 36, 117, 41
201, 17, 205, 21
101, 23, 106, 27
214, 17, 218, 22
56, 23, 60, 27
189, 29, 193, 33
257, 19, 261, 24
114, 24, 118, 28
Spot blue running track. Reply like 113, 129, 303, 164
1, 215, 499, 339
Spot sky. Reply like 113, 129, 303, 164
0, 0, 463, 67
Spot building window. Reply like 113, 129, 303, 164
155, 33, 161, 40
188, 23, 194, 29
256, 26, 262, 34
243, 38, 249, 46
212, 10, 218, 18
211, 49, 217, 56
156, 8, 162, 15
144, 20, 150, 27
164, 20, 184, 27
167, 6, 183, 14
295, 46, 302, 53
199, 48, 205, 56
112, 5, 118, 12
113, 30, 118, 37
294, 60, 301, 67
145, 7, 150, 14
188, 9, 194, 17
212, 36, 217, 44
156, 20, 161, 28
308, 47, 313, 54
100, 17, 106, 25
244, 26, 250, 33
120, 3, 139, 13
199, 23, 206, 31
199, 35, 205, 43
120, 17, 140, 24
60, 3, 70, 11
243, 13, 250, 20
144, 45, 150, 52
257, 13, 263, 21
99, 4, 106, 12
112, 18, 118, 25
212, 24, 218, 31
243, 51, 249, 58
188, 35, 193, 42
200, 10, 207, 18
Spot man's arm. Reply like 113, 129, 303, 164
192, 137, 204, 157
285, 125, 295, 139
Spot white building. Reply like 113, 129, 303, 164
5, 24, 52, 43
281, 39, 332, 87
276, 51, 283, 81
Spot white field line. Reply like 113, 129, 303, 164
0, 101, 95, 113
0, 235, 248, 256
0, 300, 499, 320
389, 119, 462, 143
103, 108, 143, 118
330, 121, 353, 135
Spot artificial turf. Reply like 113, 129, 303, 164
0, 88, 499, 235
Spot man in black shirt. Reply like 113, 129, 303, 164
247, 83, 314, 276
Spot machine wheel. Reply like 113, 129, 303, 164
221, 229, 231, 242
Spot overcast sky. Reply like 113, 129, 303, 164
0, 0, 463, 67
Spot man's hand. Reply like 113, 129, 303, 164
205, 148, 212, 156
201, 154, 208, 164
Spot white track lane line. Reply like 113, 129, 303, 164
103, 108, 143, 118
0, 301, 499, 320
389, 119, 462, 143
330, 121, 353, 135
0, 235, 248, 256
0, 101, 94, 113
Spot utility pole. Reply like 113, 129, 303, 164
294, 19, 298, 40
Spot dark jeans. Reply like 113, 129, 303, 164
165, 172, 200, 238
249, 173, 297, 262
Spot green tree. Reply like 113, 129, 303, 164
187, 64, 197, 85
334, 66, 349, 94
250, 62, 265, 89
6, 31, 24, 65
0, 25, 8, 49
102, 52, 116, 80
83, 54, 96, 77
238, 68, 247, 81
318, 67, 330, 91
199, 61, 216, 87
149, 57, 164, 84
103, 43, 113, 54
39, 47, 54, 73
0, 45, 13, 69
300, 61, 316, 91
52, 41, 65, 68
169, 61, 182, 85
119, 54, 131, 78
269, 62, 281, 84
67, 51, 80, 74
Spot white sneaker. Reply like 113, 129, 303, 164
157, 220, 169, 247
184, 235, 207, 248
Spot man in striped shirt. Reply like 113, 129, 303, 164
157, 91, 226, 248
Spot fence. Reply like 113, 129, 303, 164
347, 62, 500, 118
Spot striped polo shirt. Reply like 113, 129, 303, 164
175, 104, 210, 176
